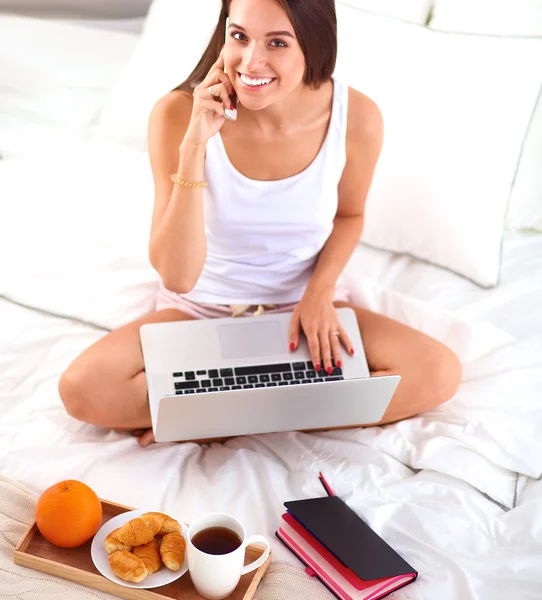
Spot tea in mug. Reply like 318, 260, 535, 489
192, 526, 242, 555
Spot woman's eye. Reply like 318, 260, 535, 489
231, 32, 287, 48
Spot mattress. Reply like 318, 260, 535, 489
1, 169, 541, 598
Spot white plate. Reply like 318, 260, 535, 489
91, 509, 188, 589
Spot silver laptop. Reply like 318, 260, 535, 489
139, 307, 400, 442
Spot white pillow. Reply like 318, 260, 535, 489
428, 0, 542, 233
430, 0, 542, 36
334, 5, 542, 286
335, 0, 432, 24
0, 16, 139, 159
505, 101, 542, 232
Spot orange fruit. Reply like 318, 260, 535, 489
35, 480, 103, 548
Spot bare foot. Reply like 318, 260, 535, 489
138, 429, 156, 447
112, 427, 155, 447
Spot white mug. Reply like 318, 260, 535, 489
187, 513, 271, 600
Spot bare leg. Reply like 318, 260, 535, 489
58, 308, 195, 439
59, 300, 461, 447
333, 301, 463, 424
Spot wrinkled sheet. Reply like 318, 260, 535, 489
1, 225, 541, 598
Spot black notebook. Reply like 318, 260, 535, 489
276, 496, 417, 600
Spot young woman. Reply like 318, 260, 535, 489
59, 0, 462, 447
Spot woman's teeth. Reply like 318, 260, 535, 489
239, 73, 276, 87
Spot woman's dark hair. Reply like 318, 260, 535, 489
175, 0, 337, 93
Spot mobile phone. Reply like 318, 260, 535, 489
224, 17, 238, 121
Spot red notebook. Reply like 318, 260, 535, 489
275, 496, 417, 600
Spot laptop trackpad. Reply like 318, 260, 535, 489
217, 321, 285, 359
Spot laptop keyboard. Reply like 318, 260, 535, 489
172, 360, 344, 395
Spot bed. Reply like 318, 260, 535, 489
1, 1, 541, 599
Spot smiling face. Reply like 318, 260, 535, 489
225, 0, 306, 111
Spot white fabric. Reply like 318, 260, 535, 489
62, 17, 147, 34
430, 0, 542, 36
0, 149, 158, 331
0, 475, 330, 600
1, 0, 149, 33
334, 5, 542, 287
0, 16, 139, 160
181, 77, 348, 304
506, 95, 542, 232
428, 0, 542, 233
1, 146, 542, 599
335, 0, 432, 24
348, 230, 542, 342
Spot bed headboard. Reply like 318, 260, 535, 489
0, 0, 153, 18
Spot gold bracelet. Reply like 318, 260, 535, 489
170, 174, 208, 188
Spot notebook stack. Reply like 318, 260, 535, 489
276, 495, 418, 600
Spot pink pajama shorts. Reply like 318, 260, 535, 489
155, 279, 352, 320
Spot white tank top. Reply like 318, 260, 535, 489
181, 76, 349, 305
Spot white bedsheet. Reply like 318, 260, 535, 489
1, 169, 541, 598
346, 231, 542, 341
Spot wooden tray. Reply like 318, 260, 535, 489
13, 499, 271, 600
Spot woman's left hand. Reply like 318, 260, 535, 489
289, 286, 354, 374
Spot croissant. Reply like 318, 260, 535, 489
141, 512, 182, 536
111, 514, 162, 546
160, 531, 186, 571
109, 550, 147, 583
104, 528, 133, 554
133, 538, 161, 576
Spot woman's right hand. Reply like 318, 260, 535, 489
182, 49, 235, 148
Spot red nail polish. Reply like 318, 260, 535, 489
350, 348, 355, 355
290, 342, 295, 351
326, 366, 333, 374
230, 103, 234, 110
316, 364, 321, 371
337, 360, 342, 368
